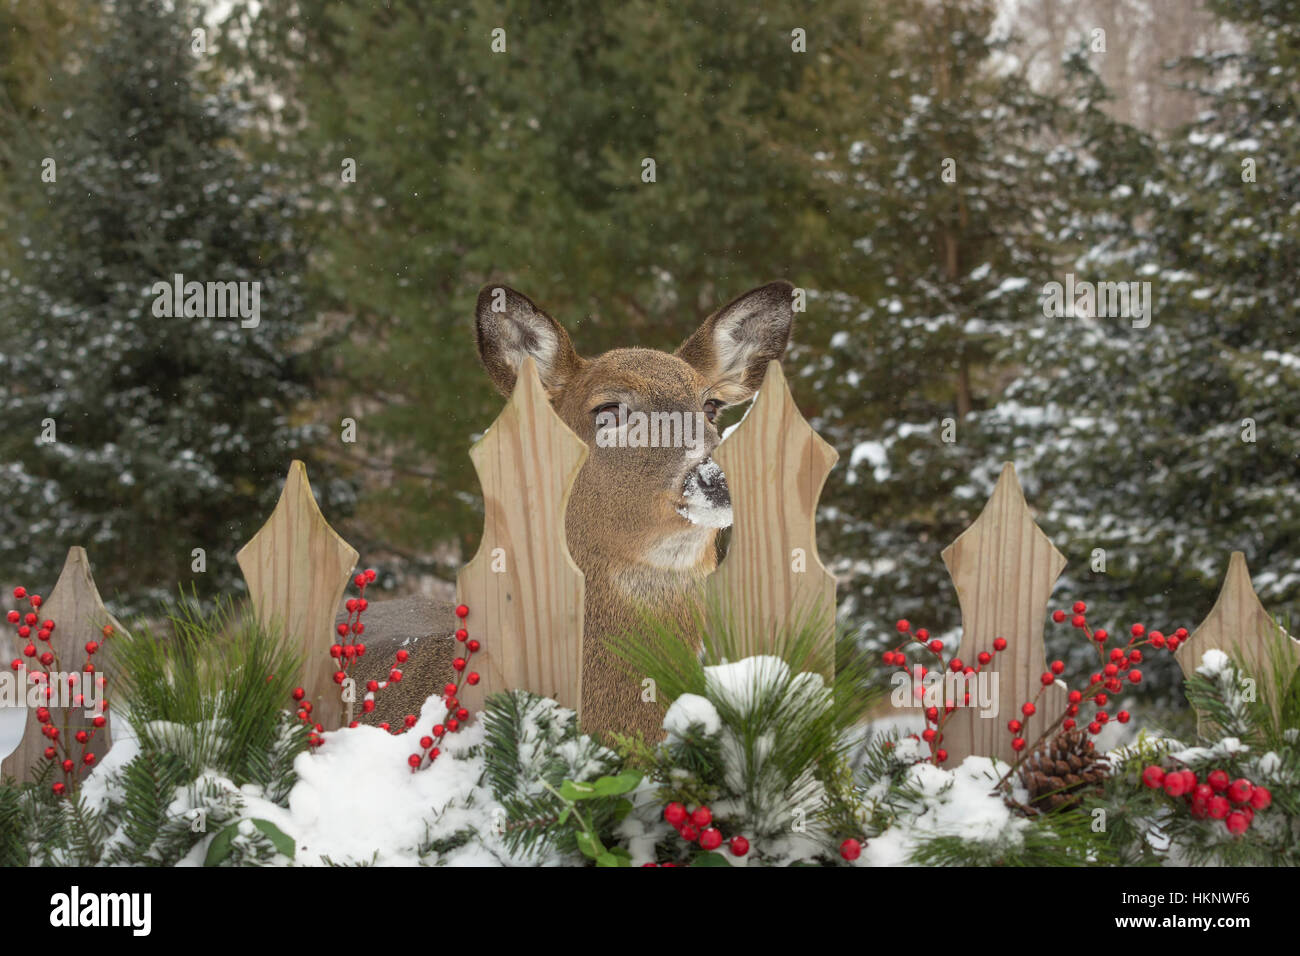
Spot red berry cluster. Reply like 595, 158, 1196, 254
654, 801, 749, 862
1006, 604, 1184, 759
7, 586, 111, 796
882, 619, 1009, 765
1142, 765, 1271, 835
407, 603, 482, 772
293, 569, 413, 747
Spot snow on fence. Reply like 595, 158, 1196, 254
5, 360, 1299, 780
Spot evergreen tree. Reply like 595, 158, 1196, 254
0, 0, 316, 604
990, 0, 1300, 672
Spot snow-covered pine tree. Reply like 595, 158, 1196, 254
990, 0, 1300, 683
0, 0, 315, 605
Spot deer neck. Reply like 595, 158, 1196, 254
568, 528, 717, 628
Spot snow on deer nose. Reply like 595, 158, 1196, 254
677, 457, 732, 529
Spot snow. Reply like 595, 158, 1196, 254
663, 693, 721, 739
859, 755, 1024, 866
78, 695, 545, 866
1196, 649, 1230, 677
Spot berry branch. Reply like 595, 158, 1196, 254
6, 585, 112, 796
407, 603, 481, 771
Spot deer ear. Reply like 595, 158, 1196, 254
676, 281, 794, 402
475, 285, 582, 395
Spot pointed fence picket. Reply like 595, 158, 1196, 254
455, 356, 589, 718
940, 463, 1067, 766
237, 460, 359, 733
707, 360, 839, 675
1177, 552, 1300, 722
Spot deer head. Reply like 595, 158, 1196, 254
474, 280, 794, 737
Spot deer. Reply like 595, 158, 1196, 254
351, 281, 794, 742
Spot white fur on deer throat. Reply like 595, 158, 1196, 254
641, 528, 717, 571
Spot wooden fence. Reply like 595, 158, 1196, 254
4, 358, 1298, 780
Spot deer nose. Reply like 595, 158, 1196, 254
693, 458, 729, 504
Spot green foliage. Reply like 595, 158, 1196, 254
480, 689, 627, 861
205, 818, 295, 867
0, 0, 321, 607
0, 598, 309, 866
111, 595, 310, 801
1093, 637, 1300, 866
608, 599, 881, 860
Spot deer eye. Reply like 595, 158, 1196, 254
593, 402, 623, 425
703, 400, 725, 424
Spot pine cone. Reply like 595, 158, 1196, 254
1016, 729, 1109, 814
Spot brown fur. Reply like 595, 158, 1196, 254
475, 281, 794, 740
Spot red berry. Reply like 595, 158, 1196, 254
840, 838, 862, 861
447, 718, 460, 732
444, 683, 458, 697
1071, 614, 1086, 628
1208, 796, 1230, 819
455, 604, 469, 619
1131, 624, 1145, 637
456, 708, 469, 720
679, 824, 699, 842
467, 672, 480, 685
1073, 601, 1086, 614
453, 657, 467, 671
390, 668, 403, 682
1227, 778, 1254, 804
916, 628, 929, 641
365, 569, 377, 583
1062, 718, 1076, 730
1163, 773, 1189, 797
1142, 766, 1165, 789
291, 687, 305, 701
1041, 673, 1054, 686
1068, 690, 1082, 704
935, 749, 948, 763
467, 639, 481, 653
1050, 660, 1065, 675
1250, 786, 1271, 810
992, 637, 1007, 651
1011, 737, 1026, 751
1225, 811, 1249, 835
729, 836, 749, 857
408, 754, 422, 768
1007, 719, 1022, 733
978, 652, 992, 665
1094, 628, 1108, 642
12, 587, 26, 599
1128, 669, 1142, 684
1021, 702, 1035, 717
896, 619, 910, 633
1053, 609, 1066, 623
664, 802, 687, 826
1087, 721, 1102, 735
1207, 769, 1230, 792
330, 643, 343, 657
1117, 710, 1130, 723
395, 649, 409, 663
1150, 633, 1166, 648
698, 827, 723, 851
52, 782, 65, 796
